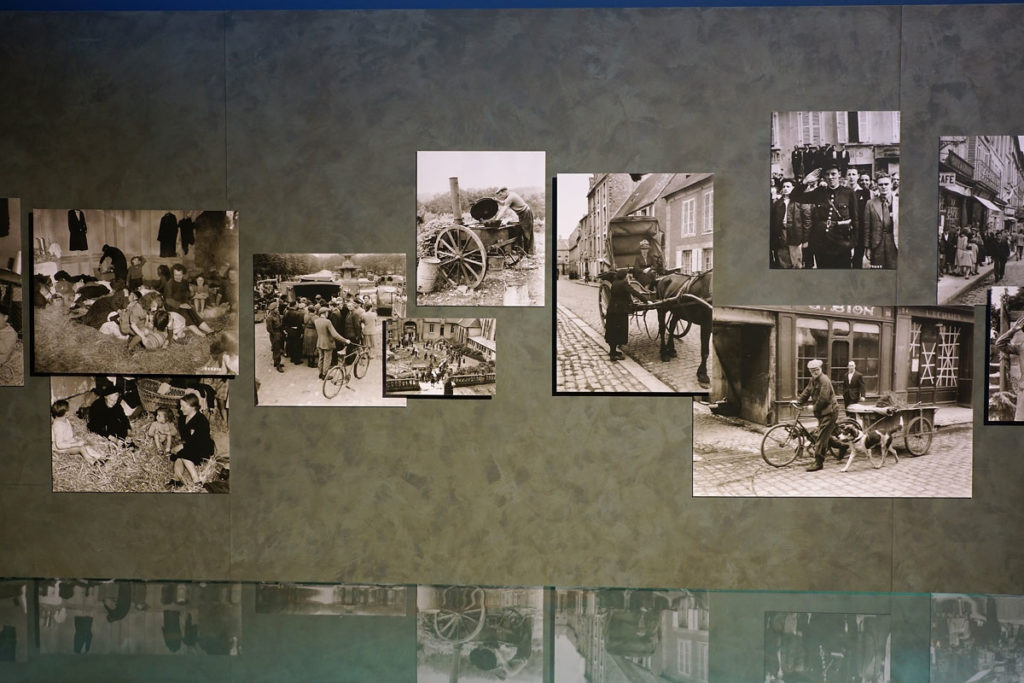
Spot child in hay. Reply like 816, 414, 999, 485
51, 399, 107, 465
191, 274, 210, 314
126, 256, 146, 292
128, 308, 170, 352
146, 406, 178, 455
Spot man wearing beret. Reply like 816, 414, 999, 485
794, 359, 838, 472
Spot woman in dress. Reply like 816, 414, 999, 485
955, 229, 972, 278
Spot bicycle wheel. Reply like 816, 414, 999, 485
353, 350, 371, 379
761, 423, 804, 467
322, 365, 347, 398
904, 416, 933, 455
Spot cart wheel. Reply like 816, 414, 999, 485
761, 423, 804, 467
435, 225, 486, 288
671, 316, 693, 339
322, 366, 347, 399
353, 350, 371, 379
904, 416, 933, 456
433, 587, 487, 644
598, 281, 611, 326
503, 245, 526, 267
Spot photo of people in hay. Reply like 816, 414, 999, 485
37, 579, 242, 656
50, 375, 230, 493
416, 151, 545, 307
383, 318, 496, 398
32, 209, 239, 376
0, 198, 23, 386
253, 252, 407, 407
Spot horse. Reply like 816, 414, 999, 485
654, 269, 713, 386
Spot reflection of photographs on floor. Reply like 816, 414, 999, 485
554, 588, 709, 682
50, 375, 230, 493
931, 594, 1024, 683
255, 584, 407, 617
37, 580, 242, 655
770, 112, 900, 270
32, 209, 239, 375
416, 586, 543, 683
0, 198, 23, 387
252, 252, 407, 408
384, 318, 496, 398
765, 611, 890, 683
416, 151, 545, 307
0, 580, 30, 662
988, 287, 1024, 422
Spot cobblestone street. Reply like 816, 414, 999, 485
556, 279, 709, 393
692, 402, 973, 497
941, 255, 1024, 305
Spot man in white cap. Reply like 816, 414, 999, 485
794, 358, 838, 471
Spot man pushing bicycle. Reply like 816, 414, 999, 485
793, 359, 838, 472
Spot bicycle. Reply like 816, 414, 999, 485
760, 404, 859, 468
321, 343, 372, 399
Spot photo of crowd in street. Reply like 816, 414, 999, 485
555, 588, 709, 682
0, 198, 23, 386
50, 375, 230, 493
255, 583, 407, 617
31, 209, 239, 376
36, 579, 241, 656
555, 173, 713, 394
417, 585, 543, 683
770, 111, 900, 270
764, 611, 891, 682
383, 318, 496, 398
416, 151, 545, 307
931, 594, 1024, 682
987, 286, 1024, 423
694, 305, 974, 497
938, 136, 1024, 306
0, 580, 30, 663
253, 253, 406, 407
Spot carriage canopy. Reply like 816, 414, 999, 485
604, 216, 665, 271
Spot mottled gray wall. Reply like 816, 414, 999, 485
1, 6, 1022, 607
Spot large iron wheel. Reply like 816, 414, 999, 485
435, 226, 487, 288
433, 586, 486, 644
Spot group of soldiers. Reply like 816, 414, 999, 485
770, 165, 899, 270
263, 294, 368, 375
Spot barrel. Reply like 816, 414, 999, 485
417, 257, 441, 293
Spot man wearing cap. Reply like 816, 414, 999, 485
495, 187, 535, 255
794, 166, 858, 269
794, 359, 838, 471
631, 239, 663, 289
264, 300, 285, 373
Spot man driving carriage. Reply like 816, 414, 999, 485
631, 238, 664, 290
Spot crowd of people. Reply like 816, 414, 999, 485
939, 224, 1022, 283
770, 166, 899, 270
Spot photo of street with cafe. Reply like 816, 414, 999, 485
555, 173, 713, 395
694, 305, 975, 497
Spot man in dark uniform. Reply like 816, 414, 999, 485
631, 239, 663, 289
794, 359, 838, 472
794, 166, 858, 269
264, 300, 285, 372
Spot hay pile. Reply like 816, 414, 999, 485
0, 340, 23, 386
34, 304, 223, 375
52, 410, 229, 494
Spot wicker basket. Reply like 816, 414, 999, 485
136, 378, 189, 413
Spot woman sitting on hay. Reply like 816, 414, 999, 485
167, 393, 215, 489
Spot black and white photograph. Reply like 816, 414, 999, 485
931, 594, 1024, 682
770, 111, 900, 270
416, 585, 543, 683
255, 583, 408, 617
50, 375, 230, 493
0, 198, 23, 386
253, 253, 406, 407
31, 209, 239, 376
0, 580, 30, 663
416, 151, 545, 307
764, 611, 891, 682
37, 579, 242, 655
555, 588, 709, 682
938, 136, 1024, 305
694, 305, 974, 497
383, 318, 496, 398
987, 286, 1024, 423
555, 173, 713, 394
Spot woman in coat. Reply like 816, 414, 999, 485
604, 270, 632, 361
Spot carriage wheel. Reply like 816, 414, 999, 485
598, 281, 611, 326
435, 226, 487, 288
503, 245, 526, 267
671, 316, 693, 339
433, 587, 486, 644
904, 416, 933, 456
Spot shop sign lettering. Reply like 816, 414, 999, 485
804, 305, 885, 317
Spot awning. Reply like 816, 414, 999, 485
974, 196, 1002, 212
940, 184, 971, 198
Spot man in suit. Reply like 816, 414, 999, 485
313, 308, 349, 380
631, 239, 663, 287
771, 178, 803, 268
865, 174, 898, 269
843, 361, 864, 408
794, 166, 858, 269
851, 172, 873, 268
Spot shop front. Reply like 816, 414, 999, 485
894, 307, 973, 406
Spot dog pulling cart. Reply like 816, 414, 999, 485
842, 402, 937, 456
